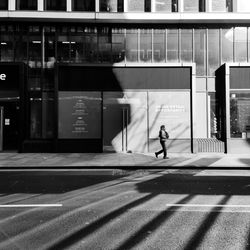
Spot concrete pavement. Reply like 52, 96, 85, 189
0, 152, 250, 168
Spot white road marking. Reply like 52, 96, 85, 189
0, 204, 62, 208
166, 204, 250, 208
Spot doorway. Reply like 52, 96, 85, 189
0, 102, 19, 151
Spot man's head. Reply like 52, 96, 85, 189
160, 125, 165, 130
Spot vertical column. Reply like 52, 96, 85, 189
179, 0, 183, 12
67, 0, 72, 11
8, 0, 15, 10
38, 0, 44, 11
124, 0, 128, 12
96, 0, 99, 12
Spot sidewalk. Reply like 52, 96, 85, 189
0, 152, 250, 168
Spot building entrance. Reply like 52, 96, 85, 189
103, 91, 148, 153
0, 102, 19, 151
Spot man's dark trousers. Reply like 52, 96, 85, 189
156, 140, 167, 158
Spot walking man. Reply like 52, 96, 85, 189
155, 125, 169, 159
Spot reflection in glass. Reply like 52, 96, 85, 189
235, 27, 247, 62
153, 29, 165, 62
127, 0, 144, 11
16, 0, 37, 10
42, 92, 54, 138
222, 28, 233, 63
30, 97, 42, 138
98, 27, 112, 63
28, 26, 42, 68
180, 29, 192, 62
126, 29, 138, 62
194, 29, 206, 76
112, 28, 125, 63
57, 27, 70, 62
0, 26, 14, 62
28, 68, 41, 91
183, 0, 199, 12
15, 26, 28, 63
72, 0, 95, 11
208, 29, 219, 76
44, 26, 56, 68
140, 29, 152, 62
230, 92, 250, 138
100, 0, 117, 11
70, 27, 84, 63
167, 29, 178, 62
153, 0, 172, 12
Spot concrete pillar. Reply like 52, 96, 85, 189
9, 0, 15, 10
38, 0, 44, 11
67, 0, 72, 11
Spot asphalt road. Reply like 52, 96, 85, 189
0, 169, 250, 250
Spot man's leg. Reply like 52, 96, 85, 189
161, 141, 167, 158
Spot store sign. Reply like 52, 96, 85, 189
0, 74, 6, 81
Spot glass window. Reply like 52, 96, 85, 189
126, 29, 138, 62
230, 92, 250, 138
180, 29, 192, 62
183, 0, 205, 12
98, 27, 112, 63
70, 27, 84, 63
221, 28, 233, 63
140, 29, 152, 62
166, 29, 178, 62
28, 68, 41, 91
235, 27, 247, 62
45, 0, 66, 11
42, 92, 54, 138
57, 27, 70, 62
127, 0, 144, 11
72, 0, 95, 11
44, 26, 56, 68
112, 28, 125, 63
16, 0, 37, 10
0, 26, 14, 62
30, 96, 42, 138
82, 27, 98, 63
100, 0, 117, 12
208, 93, 219, 138
43, 68, 55, 90
28, 26, 42, 68
15, 25, 28, 63
0, 0, 8, 10
211, 0, 232, 12
236, 0, 250, 12
153, 0, 172, 12
153, 29, 165, 62
208, 29, 219, 76
194, 29, 206, 76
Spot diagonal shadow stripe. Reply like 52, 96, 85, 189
48, 193, 156, 250
183, 195, 231, 250
116, 195, 194, 250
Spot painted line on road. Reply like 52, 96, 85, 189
166, 204, 250, 208
0, 204, 62, 208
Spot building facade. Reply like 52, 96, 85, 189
1, 0, 250, 153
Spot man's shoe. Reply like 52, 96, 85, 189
163, 157, 169, 159
155, 152, 158, 158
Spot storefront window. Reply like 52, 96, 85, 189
0, 0, 8, 10
235, 27, 247, 62
44, 0, 66, 11
16, 0, 37, 10
180, 29, 192, 62
112, 28, 125, 63
194, 29, 206, 76
211, 0, 232, 12
42, 92, 54, 138
70, 27, 84, 63
127, 0, 144, 11
222, 28, 233, 63
230, 92, 250, 138
14, 26, 28, 63
30, 96, 42, 138
153, 29, 165, 62
0, 26, 14, 62
98, 27, 112, 63
140, 29, 152, 62
28, 68, 41, 91
126, 29, 138, 62
167, 29, 178, 62
208, 29, 219, 76
183, 0, 205, 12
72, 0, 95, 11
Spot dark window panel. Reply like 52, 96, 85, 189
0, 0, 8, 10
72, 0, 95, 11
45, 0, 66, 11
16, 0, 37, 10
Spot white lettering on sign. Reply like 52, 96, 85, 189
0, 74, 6, 81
